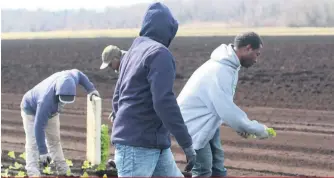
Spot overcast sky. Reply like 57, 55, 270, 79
1, 0, 157, 10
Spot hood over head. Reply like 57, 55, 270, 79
55, 76, 76, 103
139, 2, 178, 47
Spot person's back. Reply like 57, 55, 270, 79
111, 2, 196, 177
21, 70, 67, 115
21, 69, 96, 116
112, 2, 191, 150
111, 38, 171, 148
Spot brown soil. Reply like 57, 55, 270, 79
2, 36, 334, 110
2, 94, 334, 176
1, 36, 334, 176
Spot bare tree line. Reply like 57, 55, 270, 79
2, 0, 334, 32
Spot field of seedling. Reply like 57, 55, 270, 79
1, 35, 334, 176
1, 123, 117, 177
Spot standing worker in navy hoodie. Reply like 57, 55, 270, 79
20, 69, 100, 176
111, 2, 196, 177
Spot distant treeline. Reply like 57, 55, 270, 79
2, 0, 334, 32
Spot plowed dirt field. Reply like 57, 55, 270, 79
1, 36, 334, 176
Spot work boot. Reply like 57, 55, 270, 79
108, 159, 116, 168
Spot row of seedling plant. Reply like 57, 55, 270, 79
1, 124, 111, 177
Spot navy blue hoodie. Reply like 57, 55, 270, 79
111, 2, 193, 150
21, 69, 96, 154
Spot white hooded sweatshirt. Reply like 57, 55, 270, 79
177, 44, 268, 150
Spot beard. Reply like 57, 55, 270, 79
240, 57, 255, 68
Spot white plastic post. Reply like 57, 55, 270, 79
86, 95, 102, 165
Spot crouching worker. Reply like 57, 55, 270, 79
177, 32, 276, 177
20, 69, 100, 176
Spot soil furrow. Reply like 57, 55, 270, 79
3, 119, 334, 159
264, 121, 334, 128
269, 125, 334, 135
1, 110, 113, 129
2, 36, 334, 176
172, 150, 334, 176
1, 117, 113, 133
3, 122, 334, 156
220, 126, 334, 153
222, 146, 334, 170
4, 113, 333, 136
3, 126, 333, 173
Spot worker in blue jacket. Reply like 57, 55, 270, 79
20, 69, 100, 176
111, 2, 196, 177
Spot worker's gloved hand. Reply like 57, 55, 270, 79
183, 145, 196, 172
88, 90, 100, 101
257, 125, 277, 139
39, 153, 52, 167
237, 131, 251, 139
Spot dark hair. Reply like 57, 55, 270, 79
234, 32, 263, 49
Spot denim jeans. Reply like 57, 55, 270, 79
114, 143, 184, 177
192, 128, 227, 177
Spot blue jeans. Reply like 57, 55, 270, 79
192, 128, 227, 177
114, 143, 184, 177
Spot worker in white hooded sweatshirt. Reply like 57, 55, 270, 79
176, 32, 276, 177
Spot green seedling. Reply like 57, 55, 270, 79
267, 128, 277, 137
96, 124, 110, 171
248, 128, 277, 139
42, 166, 54, 175
8, 151, 16, 159
9, 162, 24, 170
66, 169, 72, 176
81, 171, 89, 178
82, 160, 92, 169
1, 169, 9, 176
19, 152, 26, 160
66, 159, 73, 167
16, 171, 26, 177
